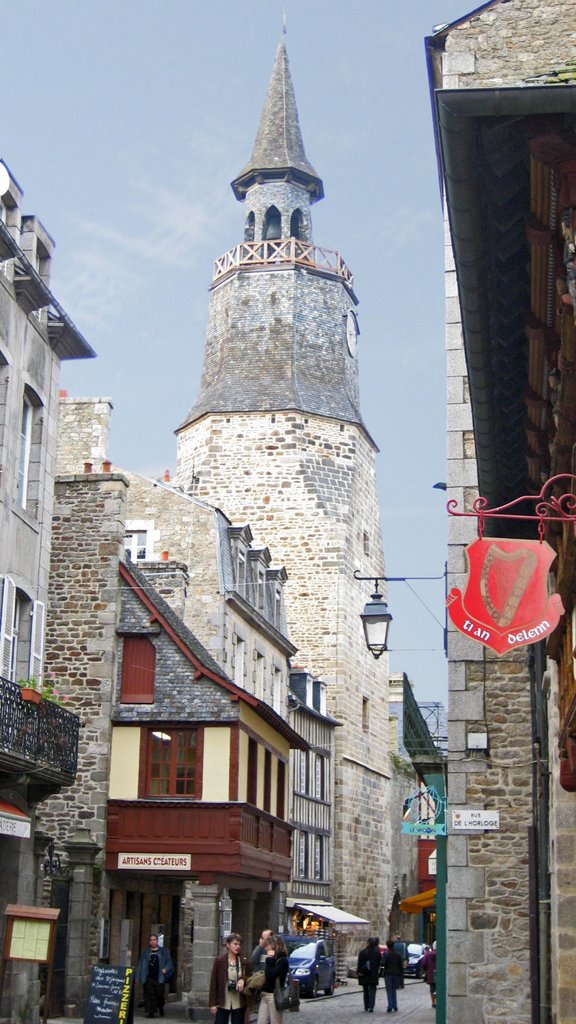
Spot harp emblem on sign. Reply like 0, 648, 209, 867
446, 538, 564, 655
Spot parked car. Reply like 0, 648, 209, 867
283, 936, 336, 997
405, 943, 426, 978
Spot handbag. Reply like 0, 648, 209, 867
274, 975, 300, 1012
245, 970, 266, 992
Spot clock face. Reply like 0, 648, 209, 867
346, 310, 358, 356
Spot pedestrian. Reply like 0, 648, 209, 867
420, 941, 437, 1008
251, 929, 273, 966
356, 937, 381, 1012
257, 936, 289, 1024
136, 933, 174, 1019
382, 939, 403, 1013
209, 933, 251, 1024
392, 935, 406, 989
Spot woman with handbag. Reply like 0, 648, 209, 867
257, 936, 289, 1024
209, 933, 251, 1024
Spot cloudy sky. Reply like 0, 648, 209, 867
1, 0, 475, 704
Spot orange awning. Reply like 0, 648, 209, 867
399, 888, 436, 914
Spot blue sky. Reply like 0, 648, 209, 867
1, 0, 472, 704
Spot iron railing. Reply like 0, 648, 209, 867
0, 676, 79, 776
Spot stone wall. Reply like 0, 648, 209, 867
39, 472, 127, 856
176, 409, 392, 937
57, 396, 113, 475
436, 3, 575, 1019
439, 0, 576, 88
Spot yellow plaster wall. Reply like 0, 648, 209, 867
203, 727, 231, 801
239, 705, 290, 757
109, 728, 140, 799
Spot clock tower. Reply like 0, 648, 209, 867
176, 40, 391, 931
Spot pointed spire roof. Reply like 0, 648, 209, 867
231, 40, 324, 202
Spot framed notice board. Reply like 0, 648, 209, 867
0, 905, 60, 1024
84, 965, 135, 1024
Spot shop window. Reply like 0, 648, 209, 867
146, 728, 198, 797
121, 636, 156, 703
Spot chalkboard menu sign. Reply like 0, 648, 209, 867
84, 965, 134, 1024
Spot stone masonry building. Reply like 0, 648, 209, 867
173, 40, 392, 933
427, 2, 576, 1021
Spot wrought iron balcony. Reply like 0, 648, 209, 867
402, 675, 445, 766
0, 676, 80, 781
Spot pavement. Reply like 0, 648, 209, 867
47, 977, 435, 1024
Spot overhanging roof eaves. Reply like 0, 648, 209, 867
433, 86, 576, 507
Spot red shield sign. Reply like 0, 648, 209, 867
446, 538, 564, 655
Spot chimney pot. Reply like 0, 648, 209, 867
83, 462, 93, 474
164, 470, 170, 482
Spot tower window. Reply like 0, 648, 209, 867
289, 208, 304, 240
263, 206, 281, 240
244, 211, 255, 242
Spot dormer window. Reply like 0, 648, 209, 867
263, 206, 281, 240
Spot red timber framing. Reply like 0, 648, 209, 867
105, 800, 292, 881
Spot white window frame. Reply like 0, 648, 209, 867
233, 633, 245, 687
29, 600, 45, 680
0, 575, 16, 679
124, 529, 149, 562
16, 395, 32, 508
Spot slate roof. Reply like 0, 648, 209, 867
231, 40, 324, 202
120, 558, 307, 749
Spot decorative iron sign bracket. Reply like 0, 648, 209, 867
447, 473, 576, 540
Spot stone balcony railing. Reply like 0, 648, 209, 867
213, 238, 354, 288
0, 676, 80, 778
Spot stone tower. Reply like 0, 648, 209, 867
176, 40, 391, 930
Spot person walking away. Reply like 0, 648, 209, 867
392, 936, 407, 989
136, 933, 174, 1018
420, 942, 437, 1008
257, 936, 289, 1024
209, 933, 251, 1024
382, 940, 403, 1013
251, 929, 273, 966
356, 937, 381, 1012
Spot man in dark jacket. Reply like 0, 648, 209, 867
357, 937, 382, 1012
136, 934, 174, 1018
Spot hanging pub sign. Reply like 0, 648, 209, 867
446, 538, 564, 655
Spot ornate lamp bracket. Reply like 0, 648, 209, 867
447, 474, 576, 541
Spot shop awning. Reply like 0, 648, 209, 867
287, 899, 369, 928
0, 801, 31, 839
399, 888, 436, 914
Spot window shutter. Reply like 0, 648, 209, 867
29, 600, 45, 681
120, 636, 156, 703
0, 575, 16, 679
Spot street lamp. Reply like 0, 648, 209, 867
354, 567, 448, 658
359, 588, 393, 658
